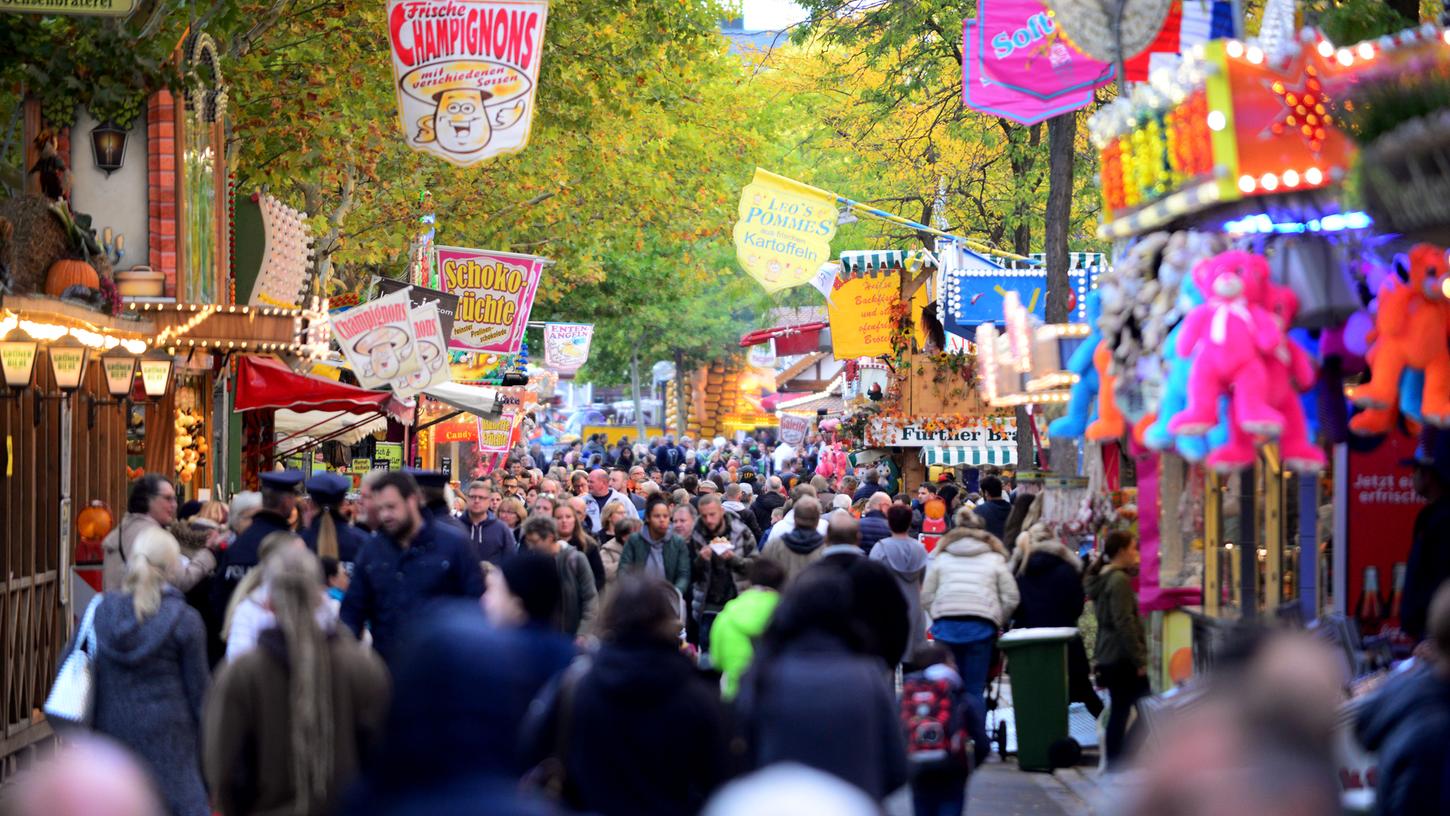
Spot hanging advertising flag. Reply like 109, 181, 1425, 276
976, 0, 1113, 101
330, 289, 422, 388
733, 169, 840, 294
778, 413, 811, 447
746, 339, 776, 370
542, 323, 593, 373
963, 18, 1093, 126
386, 0, 549, 167
827, 273, 897, 360
435, 246, 547, 353
476, 409, 518, 454
810, 261, 841, 304
373, 277, 460, 342
392, 302, 453, 396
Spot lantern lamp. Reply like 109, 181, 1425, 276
90, 122, 128, 177
139, 351, 173, 400
48, 334, 90, 394
1, 328, 40, 392
100, 350, 138, 399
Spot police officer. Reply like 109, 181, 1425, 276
340, 470, 485, 664
301, 471, 370, 577
407, 467, 468, 536
209, 469, 300, 663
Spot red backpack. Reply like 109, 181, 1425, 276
900, 676, 972, 774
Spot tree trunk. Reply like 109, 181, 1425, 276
630, 349, 647, 442
1045, 111, 1079, 475
673, 349, 687, 437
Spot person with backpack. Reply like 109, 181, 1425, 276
900, 643, 988, 816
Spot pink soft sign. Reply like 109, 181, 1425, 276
963, 19, 1093, 126
434, 246, 547, 353
978, 0, 1114, 100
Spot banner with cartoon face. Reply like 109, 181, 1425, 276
330, 290, 422, 388
435, 246, 547, 353
542, 322, 593, 373
386, 0, 549, 167
732, 168, 839, 294
391, 302, 453, 396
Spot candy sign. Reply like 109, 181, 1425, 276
733, 169, 839, 294
435, 246, 547, 353
386, 0, 549, 167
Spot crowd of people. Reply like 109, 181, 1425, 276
10, 430, 1450, 816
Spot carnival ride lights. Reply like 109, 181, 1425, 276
1223, 211, 1373, 235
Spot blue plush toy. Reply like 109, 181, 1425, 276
1049, 291, 1102, 440
1143, 278, 1227, 460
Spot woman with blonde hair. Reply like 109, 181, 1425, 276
222, 531, 312, 662
555, 500, 606, 591
920, 507, 1019, 705
65, 526, 209, 816
205, 546, 389, 816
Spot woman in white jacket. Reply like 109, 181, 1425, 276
920, 507, 1019, 704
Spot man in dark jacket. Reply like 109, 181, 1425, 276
752, 476, 787, 532
690, 494, 757, 651
1402, 442, 1450, 642
852, 470, 882, 504
408, 468, 469, 537
212, 470, 300, 662
463, 480, 516, 567
814, 515, 911, 670
973, 475, 1013, 543
341, 471, 486, 664
857, 492, 893, 556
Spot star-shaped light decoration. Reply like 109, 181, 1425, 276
1264, 60, 1333, 154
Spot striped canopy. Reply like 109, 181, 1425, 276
838, 249, 936, 278
920, 445, 1018, 467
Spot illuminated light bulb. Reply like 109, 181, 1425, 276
1305, 167, 1324, 185
1441, 277, 1450, 299
1357, 43, 1375, 60
1317, 41, 1335, 58
1336, 49, 1353, 66
1246, 46, 1265, 63
1239, 175, 1256, 193
1283, 169, 1300, 187
1226, 41, 1245, 58
1261, 172, 1280, 192
1443, 30, 1450, 45
1207, 110, 1227, 131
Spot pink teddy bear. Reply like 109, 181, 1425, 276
1210, 284, 1327, 472
1168, 251, 1286, 443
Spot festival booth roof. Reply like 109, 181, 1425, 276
939, 244, 1104, 333
738, 321, 828, 356
275, 410, 387, 447
234, 355, 407, 419
421, 381, 504, 419
920, 445, 1018, 468
838, 249, 937, 278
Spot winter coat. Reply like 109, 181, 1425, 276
920, 528, 1019, 627
1001, 494, 1036, 555
870, 535, 930, 660
300, 510, 369, 575
819, 550, 912, 670
600, 535, 625, 581
1011, 537, 1085, 629
214, 510, 294, 630
1355, 664, 1450, 816
204, 628, 390, 816
66, 587, 210, 816
1402, 497, 1450, 640
689, 516, 758, 617
711, 588, 781, 700
763, 508, 830, 546
340, 517, 486, 664
751, 490, 786, 531
464, 515, 517, 567
583, 489, 632, 537
722, 499, 763, 541
738, 632, 908, 800
761, 526, 826, 584
618, 530, 692, 599
523, 638, 730, 816
102, 513, 215, 593
972, 498, 1013, 543
224, 587, 340, 664
852, 482, 882, 504
858, 510, 892, 555
555, 544, 600, 638
1085, 566, 1147, 670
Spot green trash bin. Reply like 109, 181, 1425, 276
997, 626, 1078, 772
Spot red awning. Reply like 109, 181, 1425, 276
234, 355, 395, 415
738, 321, 828, 355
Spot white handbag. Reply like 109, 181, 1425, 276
43, 596, 102, 725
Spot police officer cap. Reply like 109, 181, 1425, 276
306, 471, 351, 504
404, 467, 449, 489
260, 469, 305, 492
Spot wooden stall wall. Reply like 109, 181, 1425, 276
0, 355, 128, 779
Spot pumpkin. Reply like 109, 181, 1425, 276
77, 502, 114, 540
45, 258, 100, 297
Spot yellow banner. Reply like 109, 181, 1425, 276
828, 274, 897, 359
732, 169, 839, 293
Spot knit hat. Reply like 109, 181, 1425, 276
498, 551, 562, 626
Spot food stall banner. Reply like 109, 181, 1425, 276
1, 0, 138, 14
1338, 430, 1423, 627
869, 415, 1018, 447
434, 246, 547, 353
374, 278, 459, 342
732, 168, 840, 294
963, 18, 1093, 126
477, 409, 518, 454
392, 302, 452, 396
330, 289, 422, 388
977, 0, 1114, 100
542, 322, 593, 373
434, 416, 479, 444
386, 0, 549, 167
778, 413, 811, 446
375, 442, 404, 471
827, 273, 895, 359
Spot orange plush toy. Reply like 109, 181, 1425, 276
1086, 343, 1126, 440
1351, 244, 1450, 432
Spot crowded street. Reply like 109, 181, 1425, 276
4, 0, 1450, 815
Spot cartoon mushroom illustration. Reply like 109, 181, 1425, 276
354, 326, 412, 379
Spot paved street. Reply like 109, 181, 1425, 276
885, 759, 1096, 816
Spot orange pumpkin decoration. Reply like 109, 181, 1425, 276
45, 258, 100, 297
77, 502, 114, 540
